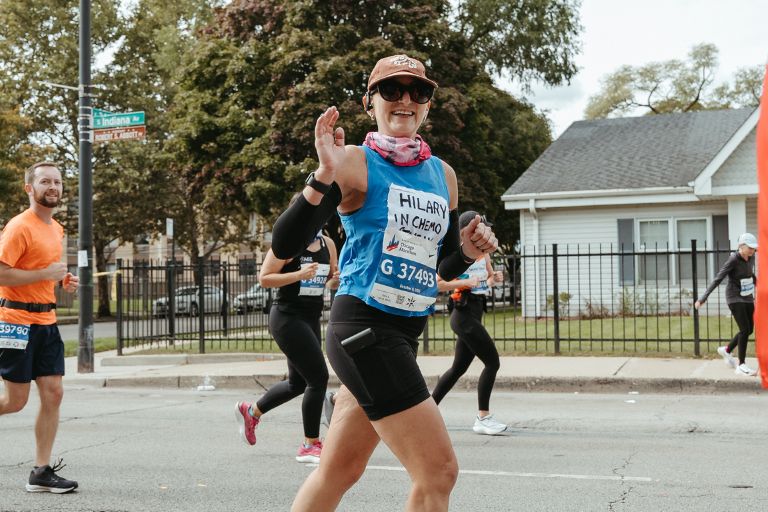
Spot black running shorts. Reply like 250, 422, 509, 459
326, 295, 430, 421
0, 324, 65, 383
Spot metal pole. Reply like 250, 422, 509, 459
691, 239, 700, 357
116, 259, 123, 356
552, 244, 560, 354
77, 0, 94, 373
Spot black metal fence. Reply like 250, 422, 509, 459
116, 242, 743, 356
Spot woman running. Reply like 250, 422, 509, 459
695, 232, 758, 376
235, 226, 339, 463
431, 211, 507, 435
269, 54, 498, 512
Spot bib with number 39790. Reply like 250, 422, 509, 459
0, 321, 31, 350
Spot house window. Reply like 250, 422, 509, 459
638, 220, 670, 282
676, 219, 708, 281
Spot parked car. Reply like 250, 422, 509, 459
233, 284, 271, 314
153, 285, 228, 317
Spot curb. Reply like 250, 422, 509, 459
100, 353, 286, 367
64, 374, 764, 394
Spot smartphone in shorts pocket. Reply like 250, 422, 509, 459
340, 328, 377, 355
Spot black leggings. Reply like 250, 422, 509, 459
257, 305, 329, 439
432, 294, 500, 411
727, 302, 754, 365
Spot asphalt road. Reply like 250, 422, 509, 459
1, 388, 766, 511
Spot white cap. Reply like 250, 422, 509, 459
737, 233, 758, 249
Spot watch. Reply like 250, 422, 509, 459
305, 172, 332, 195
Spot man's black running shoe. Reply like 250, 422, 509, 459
26, 459, 78, 493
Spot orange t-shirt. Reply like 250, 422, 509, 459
0, 209, 64, 325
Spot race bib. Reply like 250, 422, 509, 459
466, 259, 490, 295
740, 277, 755, 297
370, 184, 448, 312
0, 321, 31, 350
299, 263, 330, 296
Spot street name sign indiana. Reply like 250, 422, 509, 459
93, 110, 145, 129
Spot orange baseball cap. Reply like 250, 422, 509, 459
367, 54, 438, 91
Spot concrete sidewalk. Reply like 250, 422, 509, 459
62, 351, 765, 394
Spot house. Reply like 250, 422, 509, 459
501, 108, 759, 317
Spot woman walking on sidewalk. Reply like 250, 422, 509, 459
694, 233, 758, 376
431, 211, 507, 435
269, 54, 498, 511
235, 225, 339, 463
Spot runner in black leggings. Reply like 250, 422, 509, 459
431, 211, 507, 435
695, 232, 758, 376
269, 55, 499, 511
235, 231, 339, 463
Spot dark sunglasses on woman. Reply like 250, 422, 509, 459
371, 79, 434, 104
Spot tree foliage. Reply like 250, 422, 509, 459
585, 43, 762, 119
170, 0, 577, 248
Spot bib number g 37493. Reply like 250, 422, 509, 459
0, 321, 31, 350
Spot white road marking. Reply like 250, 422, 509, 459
362, 465, 653, 482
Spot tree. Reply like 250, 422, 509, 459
0, 104, 44, 223
0, 0, 121, 167
90, 0, 219, 315
585, 43, 762, 119
169, 0, 573, 248
0, 0, 219, 316
0, 0, 120, 315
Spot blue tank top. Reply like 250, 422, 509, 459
336, 146, 450, 317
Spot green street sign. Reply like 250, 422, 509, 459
93, 110, 145, 129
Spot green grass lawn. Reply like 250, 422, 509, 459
113, 308, 749, 359
63, 338, 117, 357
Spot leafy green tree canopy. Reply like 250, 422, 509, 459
585, 43, 762, 119
170, 0, 578, 248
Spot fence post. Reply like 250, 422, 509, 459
691, 239, 700, 357
222, 263, 229, 337
422, 318, 430, 354
167, 258, 175, 344
116, 259, 123, 356
198, 257, 205, 354
552, 244, 560, 354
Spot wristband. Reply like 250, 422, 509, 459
305, 172, 333, 195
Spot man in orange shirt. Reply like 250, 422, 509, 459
0, 161, 79, 493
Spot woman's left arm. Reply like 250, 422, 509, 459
436, 163, 498, 281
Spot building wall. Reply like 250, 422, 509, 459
712, 131, 757, 188
517, 200, 757, 317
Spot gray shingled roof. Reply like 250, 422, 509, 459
504, 107, 755, 196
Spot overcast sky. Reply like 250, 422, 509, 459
501, 0, 768, 138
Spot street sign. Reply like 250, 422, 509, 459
93, 126, 146, 143
93, 110, 145, 129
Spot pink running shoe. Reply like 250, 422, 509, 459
234, 401, 259, 446
295, 440, 323, 463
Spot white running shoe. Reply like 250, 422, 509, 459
472, 414, 507, 435
717, 346, 737, 368
735, 364, 757, 376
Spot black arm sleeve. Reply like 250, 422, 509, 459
698, 253, 735, 303
437, 209, 473, 281
271, 183, 342, 260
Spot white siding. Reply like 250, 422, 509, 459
712, 131, 757, 188
746, 197, 758, 236
514, 201, 754, 317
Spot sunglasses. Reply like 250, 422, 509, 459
371, 79, 434, 105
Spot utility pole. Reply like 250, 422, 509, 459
77, 0, 94, 373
